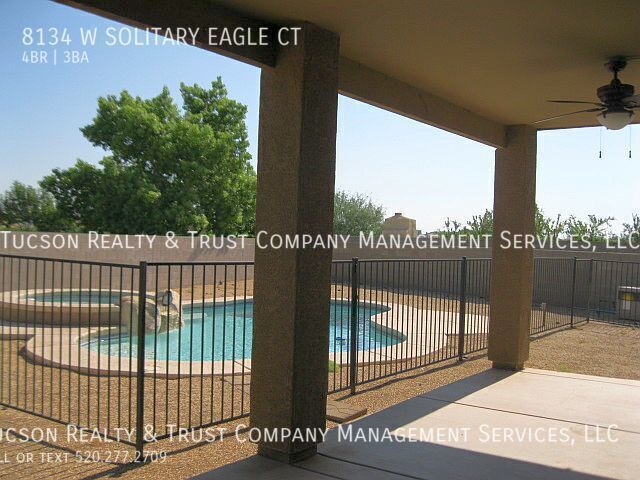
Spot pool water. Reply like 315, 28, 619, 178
82, 300, 403, 361
25, 291, 122, 304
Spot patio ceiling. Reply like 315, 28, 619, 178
217, 0, 640, 131
55, 0, 640, 146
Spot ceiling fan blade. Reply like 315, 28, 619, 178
532, 107, 605, 124
623, 94, 640, 108
547, 99, 605, 107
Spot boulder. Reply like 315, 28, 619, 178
118, 289, 183, 334
118, 295, 159, 334
155, 289, 184, 332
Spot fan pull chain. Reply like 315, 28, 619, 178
599, 126, 603, 159
629, 125, 633, 159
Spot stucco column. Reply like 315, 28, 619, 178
250, 23, 339, 463
488, 125, 537, 370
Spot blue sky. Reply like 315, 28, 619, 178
1, 0, 639, 233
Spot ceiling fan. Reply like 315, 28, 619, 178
534, 57, 639, 130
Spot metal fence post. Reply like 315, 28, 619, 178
135, 261, 147, 461
586, 258, 594, 323
457, 257, 467, 361
570, 256, 577, 328
349, 257, 359, 395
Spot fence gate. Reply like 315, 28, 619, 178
0, 254, 142, 452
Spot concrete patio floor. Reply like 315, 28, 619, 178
197, 368, 640, 480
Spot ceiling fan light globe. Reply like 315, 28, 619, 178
596, 109, 635, 130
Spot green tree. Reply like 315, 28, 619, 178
0, 181, 72, 231
460, 205, 565, 237
535, 206, 565, 237
622, 214, 640, 240
41, 79, 256, 235
564, 214, 614, 242
465, 209, 493, 236
333, 191, 385, 235
439, 217, 463, 236
436, 205, 593, 240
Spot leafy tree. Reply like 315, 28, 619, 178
616, 214, 640, 246
436, 205, 619, 242
459, 205, 564, 237
41, 79, 256, 235
439, 217, 463, 236
0, 181, 40, 227
535, 206, 564, 237
465, 209, 493, 236
564, 214, 614, 242
333, 191, 385, 235
622, 214, 640, 240
0, 181, 72, 231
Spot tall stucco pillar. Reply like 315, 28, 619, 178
488, 125, 537, 370
250, 23, 339, 463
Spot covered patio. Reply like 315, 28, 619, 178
197, 368, 640, 479
53, 0, 639, 476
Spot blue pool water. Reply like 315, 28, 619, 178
25, 291, 122, 304
83, 299, 403, 361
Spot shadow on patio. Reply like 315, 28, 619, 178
198, 368, 640, 479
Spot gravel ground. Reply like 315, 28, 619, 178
527, 321, 640, 380
1, 315, 638, 478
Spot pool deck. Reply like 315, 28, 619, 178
0, 296, 488, 378
196, 368, 640, 480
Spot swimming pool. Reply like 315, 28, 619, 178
82, 299, 403, 361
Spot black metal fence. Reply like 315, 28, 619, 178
1, 253, 638, 456
141, 261, 253, 445
328, 258, 491, 394
587, 259, 640, 325
0, 255, 142, 450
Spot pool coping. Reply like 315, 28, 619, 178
3, 295, 488, 378
0, 288, 135, 326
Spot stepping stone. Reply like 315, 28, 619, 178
220, 374, 252, 386
326, 400, 367, 423
216, 376, 367, 422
